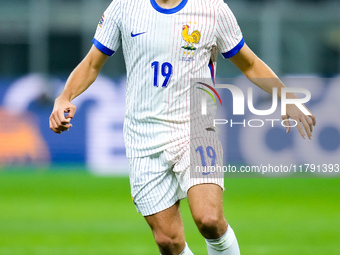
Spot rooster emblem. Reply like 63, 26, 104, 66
182, 25, 201, 50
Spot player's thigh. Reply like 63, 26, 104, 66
144, 201, 185, 240
187, 136, 227, 237
187, 183, 227, 238
187, 183, 224, 221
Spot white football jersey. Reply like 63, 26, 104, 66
93, 0, 244, 158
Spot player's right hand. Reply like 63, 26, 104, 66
49, 97, 76, 134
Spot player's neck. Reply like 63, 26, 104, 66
154, 0, 183, 9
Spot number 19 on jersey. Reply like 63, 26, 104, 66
151, 61, 173, 88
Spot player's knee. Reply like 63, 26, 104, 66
154, 232, 182, 252
195, 214, 225, 238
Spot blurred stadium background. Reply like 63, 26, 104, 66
0, 0, 340, 254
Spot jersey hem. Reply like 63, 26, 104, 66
92, 38, 115, 56
221, 38, 245, 59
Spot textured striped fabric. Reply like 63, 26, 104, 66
93, 0, 244, 158
128, 133, 224, 216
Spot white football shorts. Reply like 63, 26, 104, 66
128, 134, 224, 216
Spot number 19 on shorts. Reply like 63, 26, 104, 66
196, 146, 216, 167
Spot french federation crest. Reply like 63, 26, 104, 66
182, 25, 201, 50
181, 23, 201, 61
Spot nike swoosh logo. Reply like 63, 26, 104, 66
131, 32, 146, 37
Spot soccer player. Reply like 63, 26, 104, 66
49, 0, 316, 254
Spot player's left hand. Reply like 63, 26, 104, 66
282, 104, 316, 140
49, 97, 76, 134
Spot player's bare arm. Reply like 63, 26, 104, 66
230, 43, 316, 140
50, 45, 108, 134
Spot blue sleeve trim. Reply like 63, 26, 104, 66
222, 38, 245, 59
92, 38, 115, 56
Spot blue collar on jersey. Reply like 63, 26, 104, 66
150, 0, 188, 14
